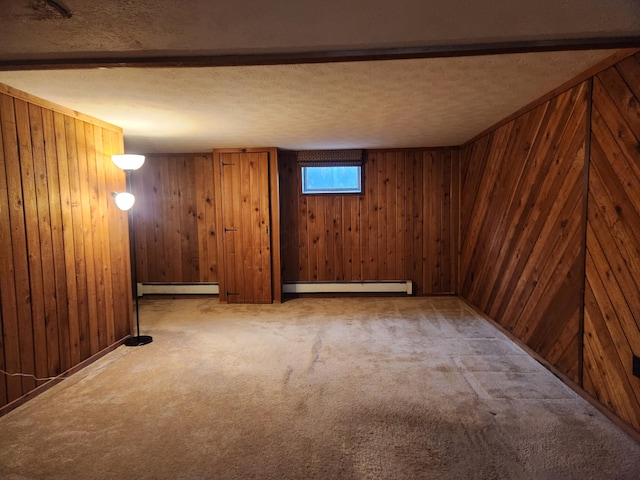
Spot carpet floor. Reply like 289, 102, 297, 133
0, 296, 638, 479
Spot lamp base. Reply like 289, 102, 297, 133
124, 335, 153, 347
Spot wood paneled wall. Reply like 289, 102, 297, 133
460, 82, 590, 382
279, 149, 458, 295
130, 154, 218, 283
214, 148, 281, 303
0, 84, 130, 411
584, 53, 640, 432
460, 50, 640, 434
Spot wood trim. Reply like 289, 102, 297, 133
462, 48, 640, 146
212, 150, 226, 303
0, 338, 126, 418
0, 82, 122, 132
1, 37, 639, 71
268, 148, 282, 303
460, 297, 640, 444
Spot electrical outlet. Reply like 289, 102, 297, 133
633, 355, 640, 379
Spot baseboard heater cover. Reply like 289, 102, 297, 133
137, 283, 219, 296
283, 281, 413, 295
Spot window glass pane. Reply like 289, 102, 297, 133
302, 166, 361, 194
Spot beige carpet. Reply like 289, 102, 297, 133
0, 297, 638, 479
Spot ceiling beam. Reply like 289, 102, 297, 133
2, 37, 639, 71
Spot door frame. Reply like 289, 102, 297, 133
213, 147, 281, 303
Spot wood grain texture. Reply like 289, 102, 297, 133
268, 148, 282, 303
459, 82, 589, 382
194, 155, 218, 282
584, 52, 640, 431
279, 149, 457, 295
215, 149, 277, 304
0, 87, 130, 411
130, 154, 216, 283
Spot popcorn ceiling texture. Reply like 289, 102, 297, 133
0, 1, 638, 57
0, 50, 616, 152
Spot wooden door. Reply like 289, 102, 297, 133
219, 151, 272, 303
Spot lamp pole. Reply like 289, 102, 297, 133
112, 154, 152, 347
123, 170, 152, 346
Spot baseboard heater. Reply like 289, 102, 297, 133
283, 281, 413, 295
137, 281, 412, 296
137, 283, 219, 297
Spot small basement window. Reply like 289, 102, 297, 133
301, 165, 362, 194
298, 149, 364, 195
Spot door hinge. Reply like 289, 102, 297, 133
266, 225, 269, 234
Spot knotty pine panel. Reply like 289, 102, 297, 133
459, 82, 590, 382
584, 53, 640, 431
217, 152, 272, 303
0, 86, 130, 412
130, 154, 218, 283
279, 149, 457, 295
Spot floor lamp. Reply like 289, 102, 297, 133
112, 154, 153, 347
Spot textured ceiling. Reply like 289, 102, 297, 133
0, 1, 637, 153
0, 50, 617, 152
0, 1, 638, 60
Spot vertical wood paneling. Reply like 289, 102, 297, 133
75, 119, 99, 358
278, 148, 457, 295
131, 154, 216, 283
395, 153, 406, 281
65, 116, 90, 362
0, 94, 22, 402
217, 151, 273, 304
194, 155, 218, 282
2, 96, 36, 394
410, 152, 424, 292
0, 85, 130, 412
459, 82, 589, 382
278, 150, 299, 282
450, 149, 460, 292
181, 157, 198, 280
584, 53, 640, 431
42, 109, 68, 368
15, 99, 48, 386
53, 111, 77, 369
28, 104, 60, 378
424, 151, 437, 292
92, 125, 114, 350
167, 158, 181, 279
102, 127, 131, 343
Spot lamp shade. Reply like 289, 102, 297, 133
112, 154, 145, 171
113, 192, 136, 211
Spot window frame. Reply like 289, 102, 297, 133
300, 164, 363, 195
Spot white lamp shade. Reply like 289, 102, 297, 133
113, 192, 136, 211
112, 154, 145, 171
